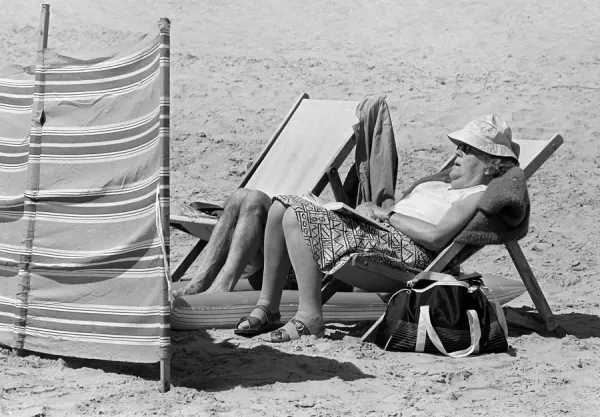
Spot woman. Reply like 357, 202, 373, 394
234, 114, 519, 342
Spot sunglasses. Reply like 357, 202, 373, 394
456, 143, 474, 155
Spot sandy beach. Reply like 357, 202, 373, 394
2, 0, 600, 415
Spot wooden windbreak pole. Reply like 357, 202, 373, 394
38, 4, 50, 50
13, 3, 51, 358
158, 17, 171, 394
158, 17, 171, 264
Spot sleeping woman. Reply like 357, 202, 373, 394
234, 114, 519, 342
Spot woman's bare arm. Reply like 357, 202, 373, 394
380, 192, 484, 252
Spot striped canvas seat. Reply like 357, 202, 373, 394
0, 25, 171, 365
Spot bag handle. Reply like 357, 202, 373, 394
416, 306, 482, 358
480, 286, 508, 339
407, 271, 459, 287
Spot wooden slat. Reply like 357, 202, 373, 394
423, 243, 466, 272
326, 167, 348, 205
171, 239, 208, 282
438, 154, 456, 171
514, 134, 563, 180
311, 135, 356, 196
320, 276, 348, 305
504, 241, 558, 331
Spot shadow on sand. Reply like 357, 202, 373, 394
168, 329, 373, 391
18, 328, 373, 391
506, 306, 600, 339
21, 309, 600, 388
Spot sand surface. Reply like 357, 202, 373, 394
2, 0, 600, 416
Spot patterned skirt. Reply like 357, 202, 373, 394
274, 195, 436, 276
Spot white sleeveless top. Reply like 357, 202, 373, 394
393, 181, 487, 225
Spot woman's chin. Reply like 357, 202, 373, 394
449, 177, 467, 189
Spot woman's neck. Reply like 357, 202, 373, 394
450, 174, 491, 189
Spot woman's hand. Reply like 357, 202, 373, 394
356, 203, 392, 221
356, 204, 377, 220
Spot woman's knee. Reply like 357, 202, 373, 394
264, 202, 292, 235
282, 207, 301, 234
267, 200, 287, 222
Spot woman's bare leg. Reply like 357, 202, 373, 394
236, 201, 291, 329
281, 207, 325, 333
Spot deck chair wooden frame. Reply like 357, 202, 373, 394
320, 134, 564, 341
170, 93, 359, 282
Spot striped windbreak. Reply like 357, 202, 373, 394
0, 24, 170, 363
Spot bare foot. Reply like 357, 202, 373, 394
172, 280, 210, 298
204, 267, 238, 293
172, 265, 220, 298
203, 284, 230, 293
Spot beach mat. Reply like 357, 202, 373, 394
170, 274, 526, 330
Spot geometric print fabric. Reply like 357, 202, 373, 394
275, 195, 435, 276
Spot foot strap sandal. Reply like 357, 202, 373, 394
234, 304, 281, 337
267, 318, 325, 343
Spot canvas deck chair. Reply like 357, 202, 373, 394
170, 94, 360, 281
320, 134, 564, 341
0, 8, 172, 392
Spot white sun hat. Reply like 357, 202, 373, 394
447, 114, 519, 162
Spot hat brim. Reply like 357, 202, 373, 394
448, 130, 519, 162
